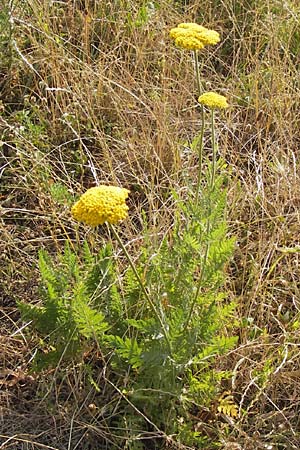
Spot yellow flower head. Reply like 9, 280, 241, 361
71, 185, 130, 226
178, 23, 220, 45
169, 22, 220, 50
174, 32, 205, 50
198, 92, 228, 109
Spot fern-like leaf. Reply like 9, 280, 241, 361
73, 300, 110, 339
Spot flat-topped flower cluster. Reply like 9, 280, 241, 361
169, 22, 220, 51
72, 185, 130, 226
198, 92, 228, 109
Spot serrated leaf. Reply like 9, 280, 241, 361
217, 391, 238, 418
73, 301, 109, 339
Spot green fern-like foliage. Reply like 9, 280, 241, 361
104, 164, 236, 437
18, 159, 236, 444
18, 242, 118, 369
118, 170, 235, 368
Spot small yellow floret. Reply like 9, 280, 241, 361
175, 33, 205, 51
169, 27, 185, 39
169, 22, 220, 50
198, 92, 228, 109
71, 185, 130, 226
197, 29, 220, 45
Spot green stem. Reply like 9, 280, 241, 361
109, 224, 172, 355
211, 109, 216, 190
195, 104, 205, 206
193, 50, 202, 96
182, 240, 209, 334
193, 50, 205, 205
184, 112, 217, 333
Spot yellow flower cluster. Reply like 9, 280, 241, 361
71, 185, 130, 226
169, 22, 220, 51
198, 92, 228, 109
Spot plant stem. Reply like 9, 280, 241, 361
193, 50, 202, 96
182, 241, 209, 334
109, 224, 173, 355
184, 112, 218, 333
193, 50, 205, 206
211, 109, 216, 190
195, 104, 205, 206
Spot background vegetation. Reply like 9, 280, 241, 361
1, 0, 300, 449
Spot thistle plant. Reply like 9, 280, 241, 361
18, 21, 236, 448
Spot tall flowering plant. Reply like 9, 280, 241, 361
18, 20, 236, 449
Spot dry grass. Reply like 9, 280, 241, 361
1, 0, 300, 448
